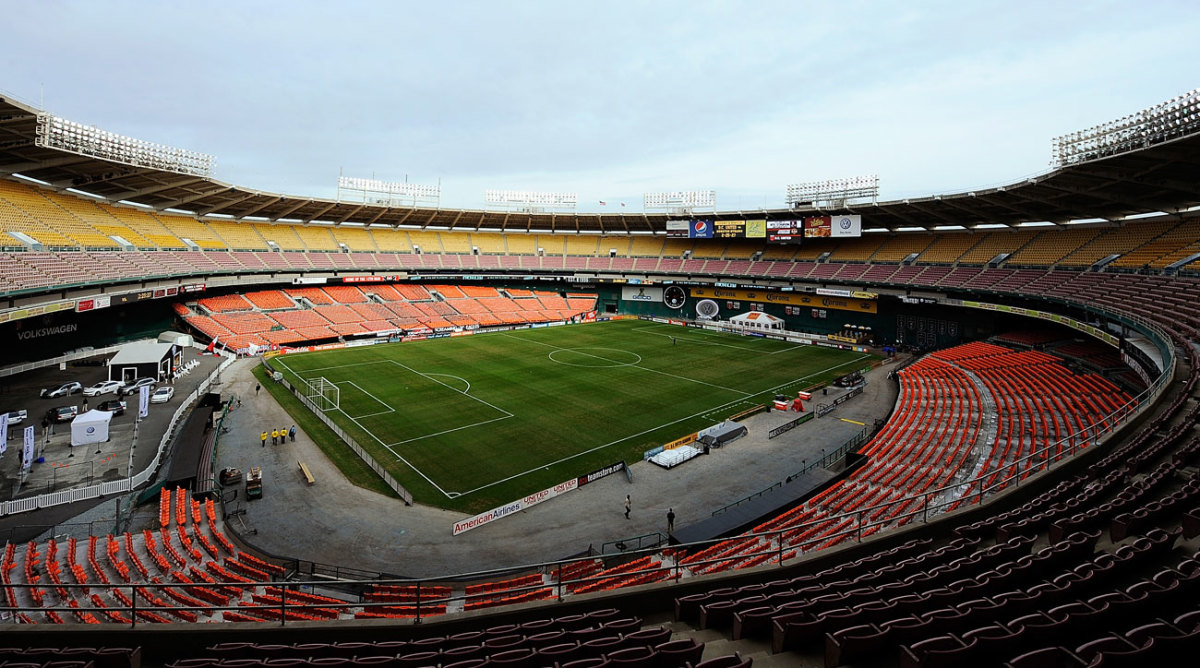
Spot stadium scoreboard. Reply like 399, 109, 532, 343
668, 216, 861, 242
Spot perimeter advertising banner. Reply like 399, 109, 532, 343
804, 216, 832, 238
452, 477, 579, 535
714, 220, 745, 238
621, 286, 664, 303
688, 220, 714, 239
666, 220, 690, 238
22, 426, 35, 470
745, 219, 767, 239
139, 385, 150, 419
576, 461, 626, 487
832, 214, 862, 237
767, 220, 802, 242
689, 287, 878, 314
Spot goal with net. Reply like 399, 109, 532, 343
305, 376, 341, 412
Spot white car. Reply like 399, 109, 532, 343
150, 386, 175, 404
83, 380, 123, 397
2, 409, 26, 425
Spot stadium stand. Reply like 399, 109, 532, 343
828, 235, 886, 262
1094, 221, 1182, 269
8, 86, 1200, 665
292, 225, 338, 251
956, 230, 1042, 265
565, 234, 599, 257
916, 232, 981, 264
330, 226, 375, 252
872, 234, 935, 263
628, 236, 663, 257
0, 179, 85, 247
504, 234, 537, 255
105, 206, 185, 248
208, 219, 269, 250
369, 227, 413, 252
1005, 227, 1102, 267
159, 216, 227, 249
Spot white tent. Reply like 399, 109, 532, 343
71, 410, 112, 446
728, 311, 785, 331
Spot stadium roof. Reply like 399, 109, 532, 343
3, 94, 1200, 234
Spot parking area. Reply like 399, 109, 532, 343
0, 352, 224, 504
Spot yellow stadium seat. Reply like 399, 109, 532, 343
330, 226, 377, 252
208, 220, 270, 250
369, 227, 414, 252
293, 225, 339, 251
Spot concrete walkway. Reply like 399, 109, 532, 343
214, 354, 903, 578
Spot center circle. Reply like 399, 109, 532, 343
548, 347, 642, 368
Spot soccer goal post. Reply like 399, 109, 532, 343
305, 376, 341, 412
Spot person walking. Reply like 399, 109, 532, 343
82, 398, 89, 412
289, 425, 296, 442
624, 494, 631, 519
260, 430, 268, 448
271, 428, 279, 445
667, 508, 675, 532
280, 427, 287, 445
255, 383, 261, 396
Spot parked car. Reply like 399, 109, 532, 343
40, 381, 82, 398
2, 409, 27, 425
150, 386, 175, 404
46, 406, 79, 423
82, 380, 123, 397
120, 377, 157, 396
96, 399, 127, 416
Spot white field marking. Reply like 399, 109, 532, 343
355, 409, 398, 419
278, 356, 501, 499
387, 414, 514, 447
341, 381, 395, 420
387, 360, 514, 418
547, 347, 642, 368
453, 354, 870, 498
424, 373, 470, 394
631, 323, 810, 355
285, 359, 388, 374
319, 386, 453, 494
502, 334, 754, 398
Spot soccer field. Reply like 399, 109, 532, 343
271, 320, 874, 512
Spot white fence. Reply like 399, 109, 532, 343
0, 349, 234, 517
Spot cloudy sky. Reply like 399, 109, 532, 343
2, 1, 1197, 213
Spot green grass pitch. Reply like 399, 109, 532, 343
271, 319, 876, 513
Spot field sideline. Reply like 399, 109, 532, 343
272, 319, 875, 513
